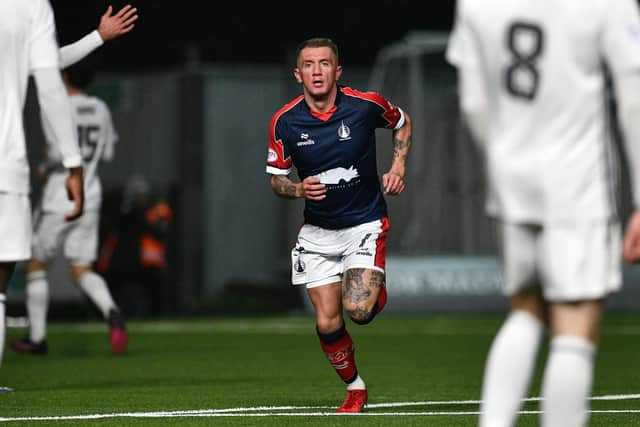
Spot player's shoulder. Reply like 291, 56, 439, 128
78, 94, 110, 110
28, 0, 55, 19
340, 86, 391, 110
270, 95, 304, 124
24, 0, 49, 13
454, 0, 485, 16
7, 0, 46, 24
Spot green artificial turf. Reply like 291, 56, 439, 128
0, 314, 639, 426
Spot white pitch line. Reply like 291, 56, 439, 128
368, 393, 640, 408
4, 409, 640, 422
1, 393, 640, 422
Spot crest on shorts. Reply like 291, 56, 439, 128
294, 258, 306, 273
293, 246, 306, 273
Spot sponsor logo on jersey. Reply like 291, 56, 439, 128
317, 166, 359, 185
296, 133, 315, 147
267, 148, 278, 162
338, 121, 352, 141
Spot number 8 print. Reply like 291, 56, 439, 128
504, 21, 545, 100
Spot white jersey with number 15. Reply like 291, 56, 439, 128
40, 93, 118, 213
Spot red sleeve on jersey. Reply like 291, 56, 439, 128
267, 137, 291, 171
266, 97, 303, 172
341, 87, 402, 129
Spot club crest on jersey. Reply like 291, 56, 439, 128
338, 121, 351, 141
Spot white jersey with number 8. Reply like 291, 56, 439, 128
447, 0, 640, 224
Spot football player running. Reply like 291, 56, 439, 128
266, 37, 413, 413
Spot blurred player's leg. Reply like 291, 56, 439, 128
541, 301, 602, 427
10, 268, 50, 355
26, 269, 48, 345
72, 266, 128, 354
12, 266, 52, 354
75, 269, 116, 317
480, 308, 544, 427
541, 336, 594, 427
0, 292, 6, 367
0, 285, 12, 392
0, 261, 16, 370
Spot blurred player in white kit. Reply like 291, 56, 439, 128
447, 0, 640, 425
10, 4, 138, 357
0, 0, 84, 392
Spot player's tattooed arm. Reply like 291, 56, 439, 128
270, 175, 327, 201
270, 175, 300, 199
383, 112, 413, 195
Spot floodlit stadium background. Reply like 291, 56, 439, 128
8, 1, 640, 317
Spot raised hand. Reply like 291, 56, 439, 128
98, 5, 139, 41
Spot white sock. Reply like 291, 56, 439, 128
347, 373, 366, 390
480, 310, 544, 427
78, 271, 116, 318
0, 293, 5, 367
26, 271, 49, 343
541, 336, 595, 427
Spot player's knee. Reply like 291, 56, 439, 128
69, 264, 91, 284
346, 303, 378, 325
26, 258, 46, 273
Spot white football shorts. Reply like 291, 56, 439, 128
0, 192, 32, 261
32, 210, 100, 266
291, 217, 390, 288
500, 220, 622, 301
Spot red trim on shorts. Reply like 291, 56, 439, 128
374, 217, 390, 269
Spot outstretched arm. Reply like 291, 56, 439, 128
382, 112, 412, 195
270, 175, 326, 201
59, 4, 138, 69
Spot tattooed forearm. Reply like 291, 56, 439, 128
392, 136, 411, 162
270, 175, 299, 199
390, 112, 413, 169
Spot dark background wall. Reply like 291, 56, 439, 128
17, 1, 637, 318
51, 1, 455, 71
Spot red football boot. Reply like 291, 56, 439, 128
108, 309, 129, 354
336, 389, 368, 413
110, 326, 128, 354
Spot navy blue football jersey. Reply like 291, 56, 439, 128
266, 86, 405, 229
